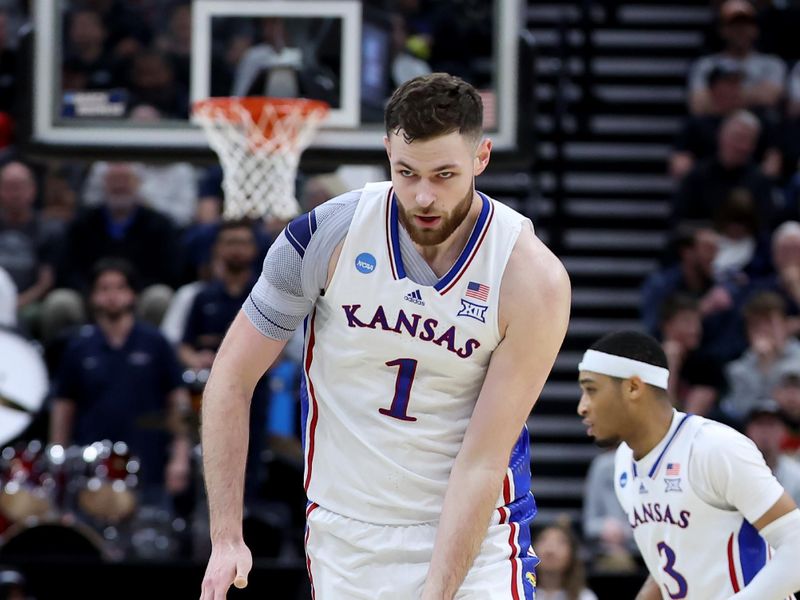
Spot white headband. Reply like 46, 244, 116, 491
578, 349, 669, 390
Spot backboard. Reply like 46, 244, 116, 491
29, 0, 528, 165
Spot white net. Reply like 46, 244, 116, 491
193, 98, 328, 221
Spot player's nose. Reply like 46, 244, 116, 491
576, 394, 588, 416
414, 183, 435, 208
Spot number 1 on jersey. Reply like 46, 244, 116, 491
380, 358, 418, 422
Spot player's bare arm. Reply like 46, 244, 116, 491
634, 575, 663, 600
422, 228, 571, 599
199, 312, 288, 600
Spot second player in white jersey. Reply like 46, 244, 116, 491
614, 412, 787, 600
577, 331, 800, 600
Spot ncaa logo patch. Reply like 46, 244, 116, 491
355, 252, 376, 274
619, 472, 628, 488
457, 299, 488, 323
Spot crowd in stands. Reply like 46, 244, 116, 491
576, 0, 800, 580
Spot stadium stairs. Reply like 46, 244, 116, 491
490, 0, 713, 529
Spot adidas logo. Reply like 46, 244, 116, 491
639, 482, 648, 494
404, 289, 424, 306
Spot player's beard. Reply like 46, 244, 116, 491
397, 182, 475, 247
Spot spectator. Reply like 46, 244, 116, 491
711, 188, 772, 282
533, 521, 598, 600
670, 61, 781, 180
62, 10, 118, 91
660, 294, 726, 418
688, 0, 786, 115
49, 258, 191, 504
231, 17, 303, 98
641, 224, 724, 335
0, 10, 17, 114
673, 110, 777, 227
582, 448, 637, 573
178, 220, 258, 369
0, 566, 28, 600
723, 291, 800, 420
73, 0, 151, 60
299, 172, 348, 211
125, 50, 188, 119
743, 400, 800, 505
0, 264, 15, 327
389, 13, 432, 88
82, 154, 198, 228
739, 221, 800, 342
773, 363, 800, 454
155, 3, 191, 90
789, 60, 800, 119
0, 161, 60, 318
59, 161, 178, 292
40, 167, 78, 230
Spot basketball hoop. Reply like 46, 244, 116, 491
192, 97, 329, 221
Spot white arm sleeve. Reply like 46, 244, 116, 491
728, 509, 800, 600
243, 192, 360, 340
689, 422, 785, 524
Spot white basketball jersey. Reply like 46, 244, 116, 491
614, 413, 780, 600
301, 181, 534, 525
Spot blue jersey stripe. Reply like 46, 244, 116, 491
285, 227, 307, 257
509, 426, 532, 499
286, 211, 316, 256
738, 520, 767, 586
434, 193, 491, 292
389, 195, 407, 279
648, 414, 692, 479
299, 316, 310, 450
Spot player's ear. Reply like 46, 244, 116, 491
473, 137, 492, 176
383, 136, 392, 159
623, 375, 646, 403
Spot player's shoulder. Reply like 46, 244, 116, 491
613, 443, 634, 494
282, 189, 362, 256
501, 220, 570, 311
689, 416, 758, 463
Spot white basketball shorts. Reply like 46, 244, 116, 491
304, 502, 538, 600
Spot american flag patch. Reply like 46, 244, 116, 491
666, 463, 680, 476
465, 281, 489, 302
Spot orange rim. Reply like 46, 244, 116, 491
193, 97, 329, 139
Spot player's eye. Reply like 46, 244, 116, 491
399, 169, 415, 177
438, 172, 454, 179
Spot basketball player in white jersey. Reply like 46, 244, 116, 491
198, 73, 571, 600
577, 331, 800, 600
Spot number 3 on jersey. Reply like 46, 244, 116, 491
380, 358, 418, 422
657, 541, 688, 599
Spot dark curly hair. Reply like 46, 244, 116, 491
384, 73, 483, 143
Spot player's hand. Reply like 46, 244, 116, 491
200, 539, 252, 600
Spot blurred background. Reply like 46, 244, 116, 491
1, 0, 800, 598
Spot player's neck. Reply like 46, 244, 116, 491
413, 194, 482, 277
627, 402, 675, 461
